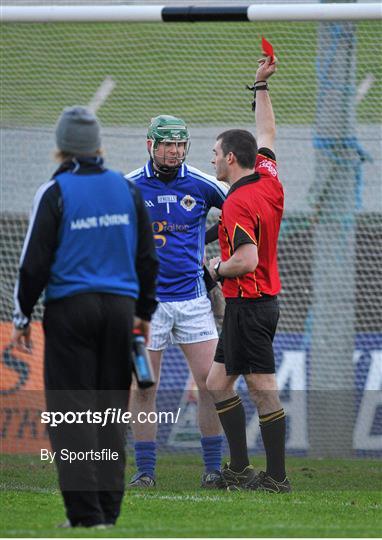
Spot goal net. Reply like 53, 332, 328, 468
1, 0, 381, 462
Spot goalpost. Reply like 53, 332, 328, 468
1, 3, 381, 22
1, 1, 381, 461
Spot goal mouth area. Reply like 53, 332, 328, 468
1, 2, 381, 460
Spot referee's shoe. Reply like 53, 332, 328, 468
248, 471, 291, 493
220, 463, 257, 490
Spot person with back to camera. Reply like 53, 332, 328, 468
12, 106, 159, 526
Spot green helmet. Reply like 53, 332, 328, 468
148, 115, 190, 146
147, 115, 190, 171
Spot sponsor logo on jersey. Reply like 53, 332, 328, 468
145, 200, 154, 208
157, 195, 177, 214
158, 195, 177, 203
258, 159, 277, 177
180, 194, 196, 212
152, 220, 189, 248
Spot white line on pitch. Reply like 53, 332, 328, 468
130, 493, 230, 502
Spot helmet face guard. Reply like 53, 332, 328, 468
147, 115, 191, 172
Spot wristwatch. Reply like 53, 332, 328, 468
214, 260, 224, 282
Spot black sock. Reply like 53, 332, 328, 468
215, 395, 249, 472
259, 408, 286, 481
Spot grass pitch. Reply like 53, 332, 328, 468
0, 454, 381, 537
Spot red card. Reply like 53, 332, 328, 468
262, 36, 275, 64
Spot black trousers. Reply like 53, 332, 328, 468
43, 293, 134, 526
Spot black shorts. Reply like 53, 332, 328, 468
214, 296, 279, 375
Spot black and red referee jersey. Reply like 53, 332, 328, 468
218, 147, 284, 299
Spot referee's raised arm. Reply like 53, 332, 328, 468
254, 55, 277, 152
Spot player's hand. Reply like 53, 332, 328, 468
256, 55, 277, 81
208, 256, 221, 282
134, 317, 151, 346
11, 325, 32, 354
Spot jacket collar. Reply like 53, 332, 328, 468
227, 172, 260, 197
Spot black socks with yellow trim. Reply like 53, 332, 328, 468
259, 408, 286, 481
216, 397, 286, 480
215, 395, 249, 472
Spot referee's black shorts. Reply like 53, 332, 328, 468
214, 295, 279, 375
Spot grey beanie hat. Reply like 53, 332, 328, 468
55, 106, 101, 155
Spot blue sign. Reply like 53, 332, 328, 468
157, 333, 382, 455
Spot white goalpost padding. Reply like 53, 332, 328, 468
247, 2, 381, 20
1, 3, 381, 22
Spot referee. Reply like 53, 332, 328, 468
12, 106, 158, 526
207, 56, 291, 492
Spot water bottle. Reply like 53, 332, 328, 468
132, 332, 155, 389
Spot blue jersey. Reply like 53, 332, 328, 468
126, 161, 227, 302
